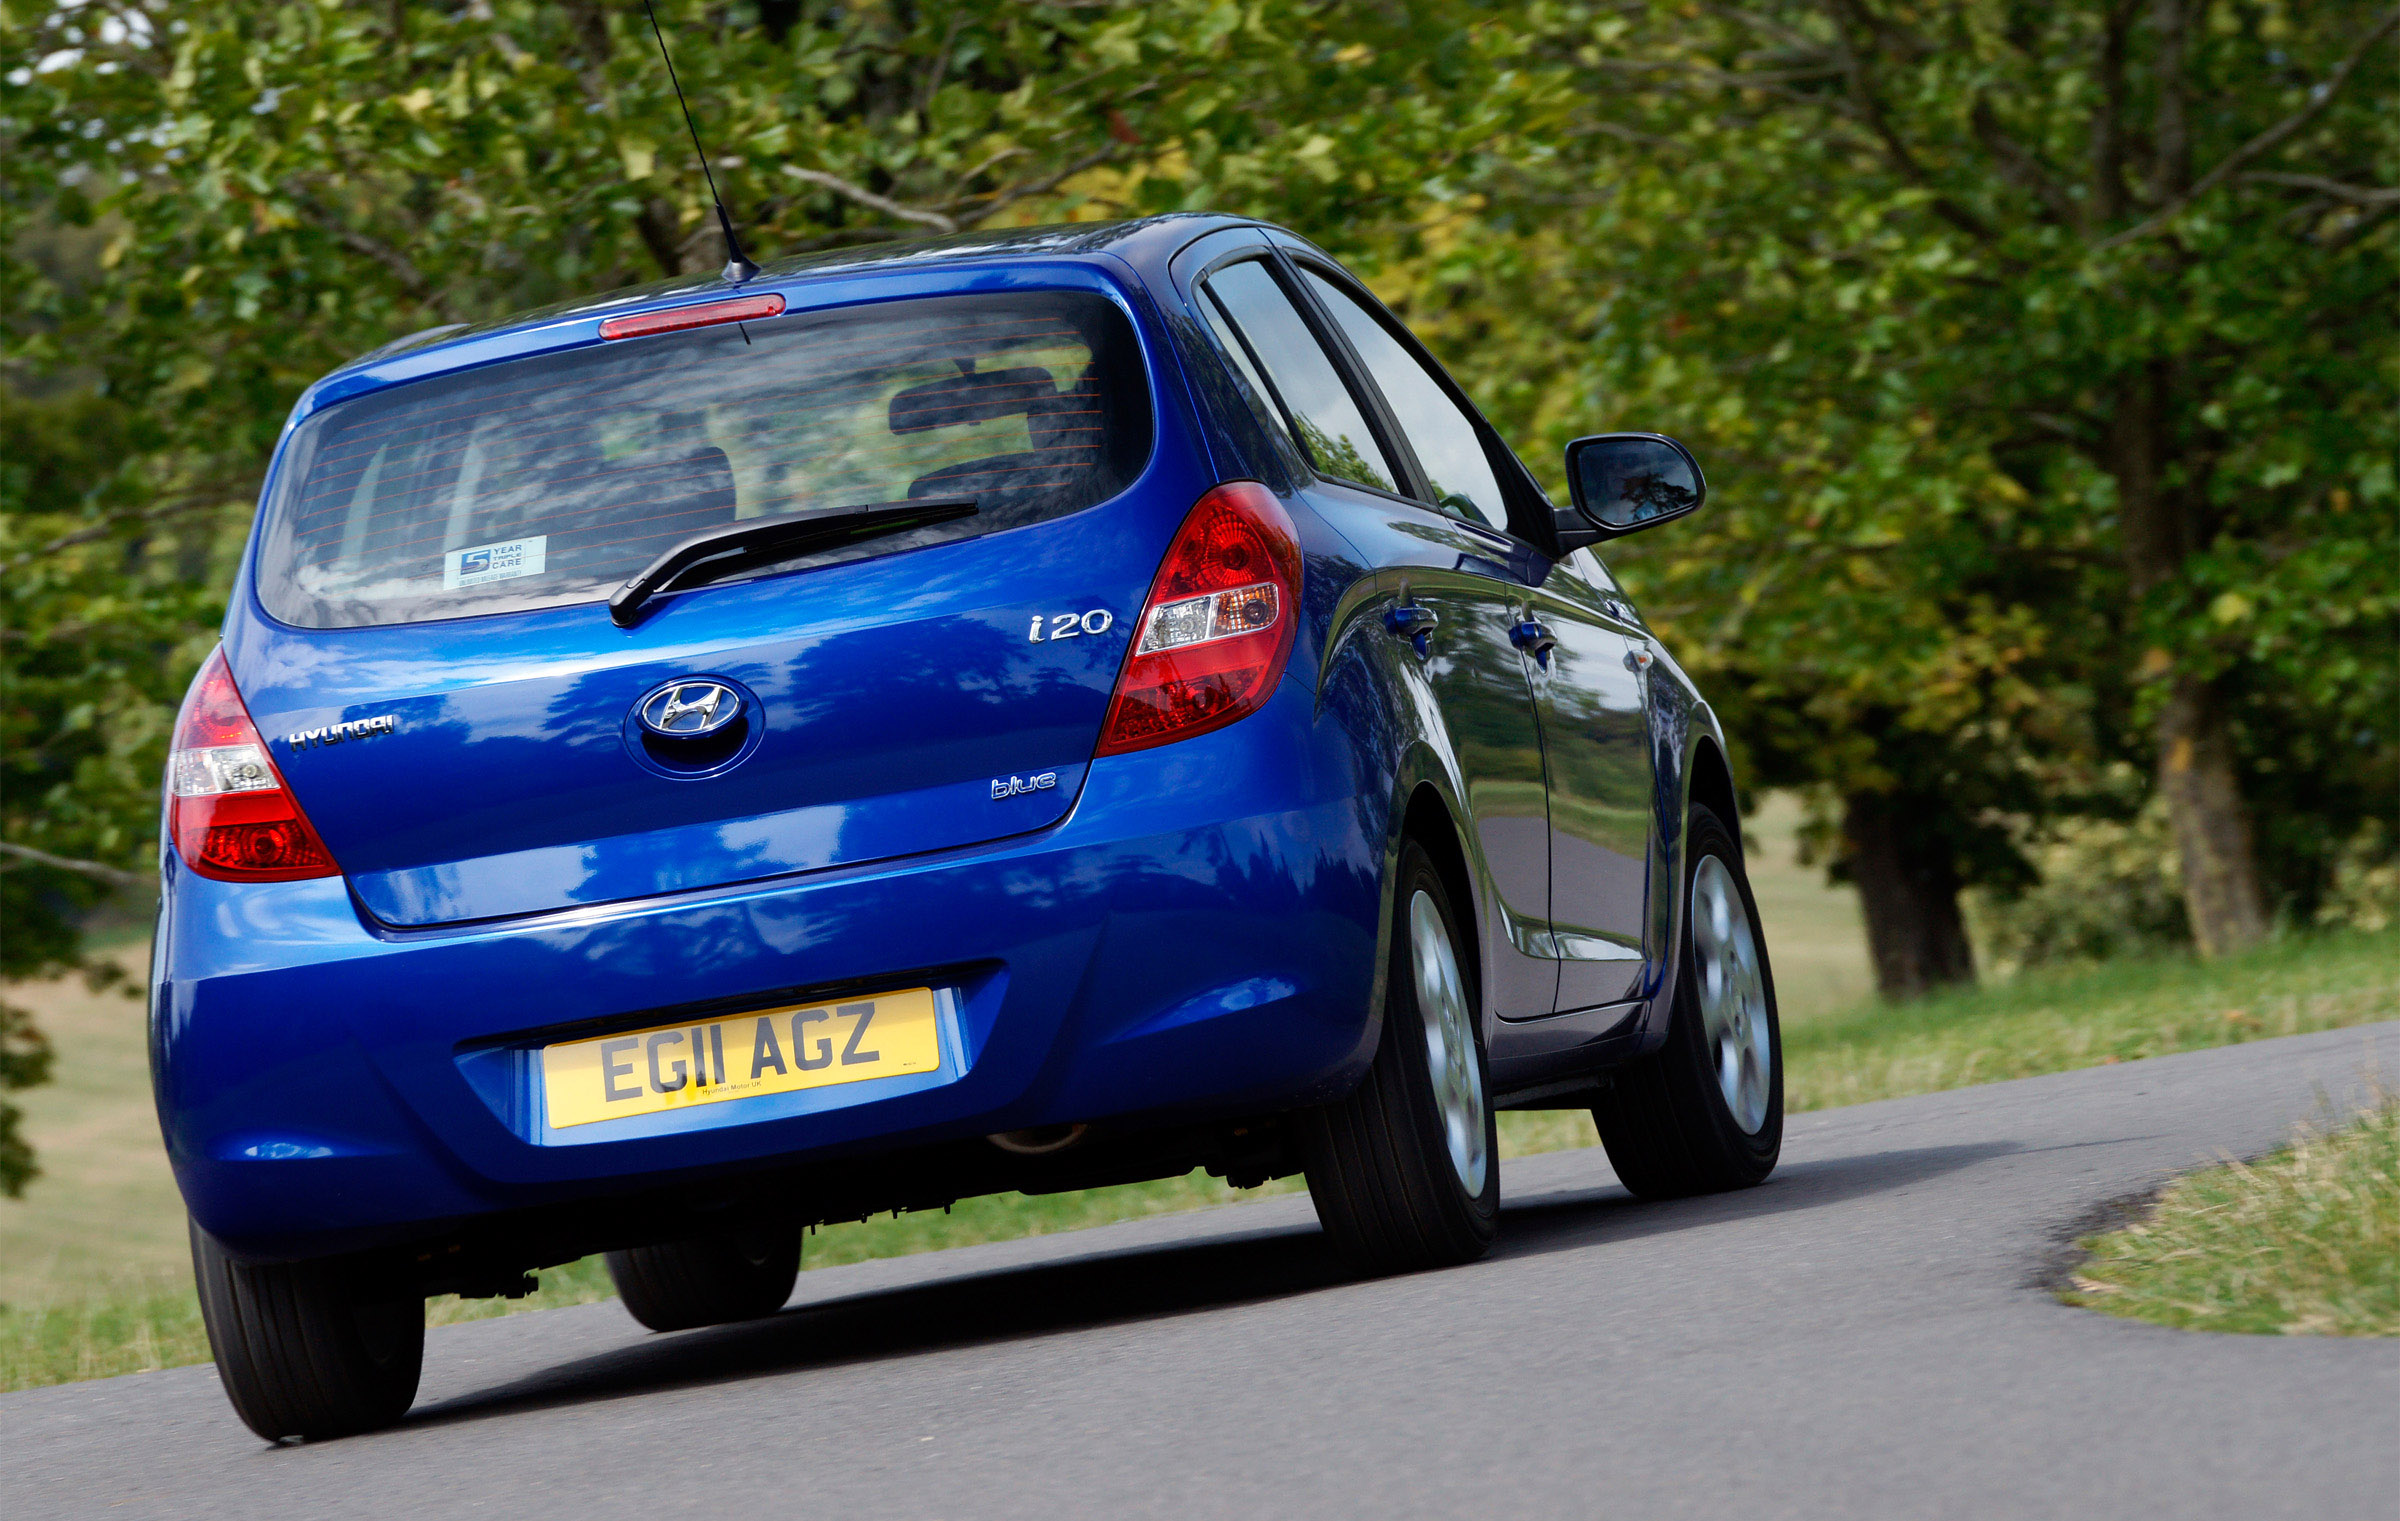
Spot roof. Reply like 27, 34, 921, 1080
285, 213, 1271, 435
349, 213, 1260, 370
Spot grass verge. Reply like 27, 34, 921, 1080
0, 1272, 208, 1391
1781, 928, 2397, 1112
2062, 1099, 2399, 1336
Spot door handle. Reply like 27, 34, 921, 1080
1509, 619, 1557, 668
1385, 601, 1439, 658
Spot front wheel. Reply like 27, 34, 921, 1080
1591, 801, 1782, 1198
190, 1220, 425, 1442
1299, 839, 1499, 1274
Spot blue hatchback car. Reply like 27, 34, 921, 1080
154, 214, 1782, 1440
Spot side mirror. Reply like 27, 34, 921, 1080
1564, 433, 1706, 537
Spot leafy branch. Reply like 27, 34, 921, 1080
0, 487, 248, 579
2096, 7, 2400, 249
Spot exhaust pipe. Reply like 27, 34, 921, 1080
986, 1123, 1089, 1156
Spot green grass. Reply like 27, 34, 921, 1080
1782, 928, 2400, 1113
0, 1271, 209, 1391
2063, 1099, 2400, 1336
0, 1256, 622, 1390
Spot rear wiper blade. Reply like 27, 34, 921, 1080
608, 496, 977, 628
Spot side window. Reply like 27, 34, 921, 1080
1300, 270, 1507, 532
1197, 295, 1299, 460
1201, 261, 1396, 494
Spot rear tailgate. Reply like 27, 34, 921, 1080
233, 501, 1169, 926
227, 276, 1206, 926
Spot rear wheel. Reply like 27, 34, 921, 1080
1300, 839, 1499, 1274
189, 1220, 424, 1442
1591, 801, 1782, 1198
605, 1224, 802, 1332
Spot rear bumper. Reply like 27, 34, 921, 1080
154, 703, 1383, 1260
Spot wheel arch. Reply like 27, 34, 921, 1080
1627, 698, 1744, 1057
1685, 734, 1741, 850
1329, 581, 1506, 1052
1401, 782, 1483, 1020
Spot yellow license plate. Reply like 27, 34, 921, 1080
541, 987, 942, 1130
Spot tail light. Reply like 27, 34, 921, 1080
598, 292, 785, 341
1096, 480, 1302, 756
167, 649, 340, 882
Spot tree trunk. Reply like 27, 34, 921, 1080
2154, 673, 2271, 956
634, 198, 702, 279
2105, 366, 2270, 957
1842, 790, 1977, 1000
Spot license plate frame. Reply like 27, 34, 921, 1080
539, 986, 945, 1131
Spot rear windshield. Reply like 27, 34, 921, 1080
255, 289, 1152, 628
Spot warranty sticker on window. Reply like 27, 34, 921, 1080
443, 535, 548, 590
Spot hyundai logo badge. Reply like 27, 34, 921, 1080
635, 679, 744, 739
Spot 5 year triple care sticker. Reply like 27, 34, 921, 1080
443, 535, 548, 590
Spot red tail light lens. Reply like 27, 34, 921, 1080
167, 650, 340, 882
1096, 481, 1302, 756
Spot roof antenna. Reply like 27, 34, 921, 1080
640, 0, 759, 286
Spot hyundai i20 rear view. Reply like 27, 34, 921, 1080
156, 216, 1782, 1441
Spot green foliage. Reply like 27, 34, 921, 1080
1966, 800, 2190, 974
1271, 4, 2396, 965
2315, 819, 2400, 935
1509, 2, 2392, 926
0, 391, 213, 923
2, 0, 1501, 463
0, 385, 214, 1195
0, 1001, 51, 1196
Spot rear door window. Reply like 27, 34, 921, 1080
1196, 294, 1297, 459
256, 290, 1151, 628
1299, 269, 1508, 531
1198, 260, 1396, 494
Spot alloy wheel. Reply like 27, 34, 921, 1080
1409, 888, 1488, 1194
1690, 854, 1772, 1134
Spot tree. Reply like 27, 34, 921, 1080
1268, 85, 2101, 995
0, 386, 201, 1195
1454, 0, 2398, 970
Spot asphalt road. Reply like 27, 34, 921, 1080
9, 1024, 2397, 1520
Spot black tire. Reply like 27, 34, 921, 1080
1592, 801, 1783, 1199
605, 1223, 801, 1332
1299, 839, 1500, 1274
188, 1219, 424, 1442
